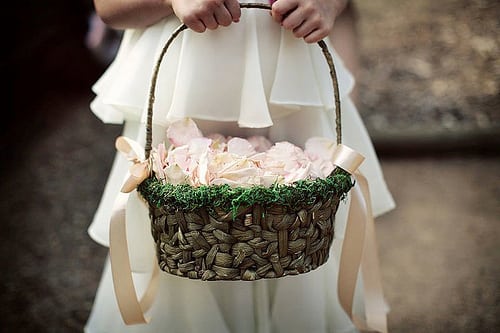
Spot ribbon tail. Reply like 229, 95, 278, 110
338, 172, 388, 333
337, 180, 366, 321
109, 191, 159, 325
357, 172, 389, 333
121, 172, 148, 193
332, 144, 388, 333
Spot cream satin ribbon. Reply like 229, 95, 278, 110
109, 136, 159, 325
108, 138, 388, 330
109, 192, 160, 324
332, 144, 388, 333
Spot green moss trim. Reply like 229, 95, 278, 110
138, 168, 353, 214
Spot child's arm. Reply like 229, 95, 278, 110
93, 0, 241, 31
93, 0, 174, 29
271, 0, 349, 43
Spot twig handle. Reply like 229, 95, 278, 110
145, 2, 342, 158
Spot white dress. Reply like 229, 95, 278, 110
85, 3, 396, 332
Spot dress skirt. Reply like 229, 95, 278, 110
85, 3, 395, 332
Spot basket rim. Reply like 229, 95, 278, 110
138, 167, 353, 214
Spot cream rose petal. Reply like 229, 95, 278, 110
261, 173, 283, 186
218, 166, 261, 180
196, 150, 210, 185
207, 152, 243, 175
209, 155, 263, 186
164, 164, 190, 185
211, 173, 261, 187
150, 151, 165, 180
284, 163, 312, 183
206, 133, 227, 153
188, 137, 212, 157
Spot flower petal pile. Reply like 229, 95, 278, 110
151, 118, 339, 187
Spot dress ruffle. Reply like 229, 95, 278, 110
90, 4, 354, 128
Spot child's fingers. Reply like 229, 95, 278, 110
183, 15, 207, 32
292, 19, 315, 39
175, 0, 241, 32
271, 0, 298, 23
280, 8, 305, 30
291, 12, 329, 41
213, 5, 233, 26
224, 0, 241, 22
201, 14, 219, 30
303, 27, 328, 44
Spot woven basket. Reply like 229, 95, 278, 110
137, 3, 354, 281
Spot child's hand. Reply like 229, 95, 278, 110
271, 0, 348, 43
171, 0, 241, 32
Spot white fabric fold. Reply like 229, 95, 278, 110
239, 11, 274, 127
89, 7, 355, 129
271, 30, 324, 108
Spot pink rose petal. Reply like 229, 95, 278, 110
166, 146, 191, 172
227, 137, 256, 157
247, 135, 273, 153
166, 118, 203, 147
305, 137, 337, 161
158, 119, 339, 186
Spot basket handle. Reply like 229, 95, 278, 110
145, 2, 342, 158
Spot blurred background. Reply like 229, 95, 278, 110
1, 0, 498, 332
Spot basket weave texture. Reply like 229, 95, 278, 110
139, 170, 352, 280
137, 3, 353, 281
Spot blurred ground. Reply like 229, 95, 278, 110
2, 0, 499, 332
356, 0, 499, 153
358, 0, 500, 147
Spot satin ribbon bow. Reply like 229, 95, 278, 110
115, 136, 151, 193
